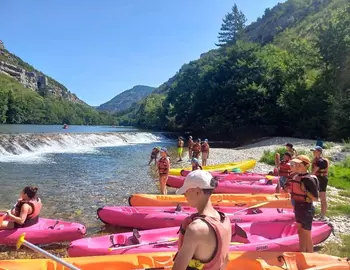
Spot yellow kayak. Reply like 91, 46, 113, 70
169, 159, 256, 176
0, 252, 348, 270
128, 193, 292, 208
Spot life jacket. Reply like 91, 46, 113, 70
192, 164, 203, 171
158, 157, 169, 174
175, 211, 231, 270
288, 174, 319, 203
312, 157, 329, 177
188, 139, 194, 149
201, 144, 209, 153
192, 143, 200, 153
278, 160, 291, 177
14, 198, 42, 221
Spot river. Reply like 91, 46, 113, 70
0, 125, 176, 236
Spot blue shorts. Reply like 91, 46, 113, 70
279, 176, 288, 187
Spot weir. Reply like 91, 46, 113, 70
0, 132, 170, 161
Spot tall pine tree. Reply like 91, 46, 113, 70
216, 4, 247, 47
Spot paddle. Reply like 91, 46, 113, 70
16, 233, 81, 270
108, 237, 179, 251
230, 202, 269, 215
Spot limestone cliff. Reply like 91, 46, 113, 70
0, 41, 83, 104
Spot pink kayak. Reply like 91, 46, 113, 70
97, 206, 294, 229
68, 221, 332, 257
0, 213, 86, 245
167, 175, 276, 194
181, 170, 279, 183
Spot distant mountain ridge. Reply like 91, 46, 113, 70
97, 85, 155, 112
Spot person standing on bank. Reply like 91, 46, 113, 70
157, 148, 171, 195
177, 137, 185, 162
192, 139, 201, 159
311, 146, 329, 220
188, 136, 194, 160
172, 170, 231, 270
275, 152, 292, 193
201, 139, 210, 167
286, 155, 319, 253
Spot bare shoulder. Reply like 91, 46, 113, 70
186, 219, 211, 237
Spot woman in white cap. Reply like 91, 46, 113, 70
157, 147, 171, 195
173, 170, 231, 270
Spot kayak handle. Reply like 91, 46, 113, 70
48, 220, 59, 230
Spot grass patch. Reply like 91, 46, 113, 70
323, 141, 335, 149
327, 203, 350, 216
339, 190, 350, 197
259, 147, 312, 165
341, 139, 350, 152
319, 234, 350, 258
328, 158, 350, 190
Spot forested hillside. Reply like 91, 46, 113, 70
97, 85, 155, 113
0, 74, 117, 125
118, 0, 350, 141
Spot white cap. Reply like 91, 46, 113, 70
176, 170, 215, 194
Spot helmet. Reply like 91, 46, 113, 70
156, 146, 161, 150
191, 158, 199, 164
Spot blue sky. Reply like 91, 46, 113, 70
0, 0, 285, 106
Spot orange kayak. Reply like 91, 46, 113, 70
128, 193, 293, 208
0, 252, 348, 269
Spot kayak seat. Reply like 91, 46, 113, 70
247, 235, 270, 243
281, 224, 295, 238
130, 229, 141, 244
109, 234, 127, 247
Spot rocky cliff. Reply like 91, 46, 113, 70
0, 41, 83, 104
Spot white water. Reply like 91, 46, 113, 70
0, 132, 165, 163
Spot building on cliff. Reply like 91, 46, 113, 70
0, 40, 4, 50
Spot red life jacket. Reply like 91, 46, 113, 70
288, 174, 319, 203
279, 160, 291, 177
312, 157, 329, 176
201, 144, 209, 153
192, 143, 200, 152
188, 139, 194, 149
176, 211, 231, 270
158, 157, 169, 174
15, 198, 42, 220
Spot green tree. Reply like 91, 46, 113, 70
216, 4, 247, 47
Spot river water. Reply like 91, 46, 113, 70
0, 125, 176, 236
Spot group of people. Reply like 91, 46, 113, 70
274, 143, 329, 253
148, 136, 210, 195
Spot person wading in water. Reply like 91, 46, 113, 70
157, 148, 171, 195
173, 170, 231, 270
201, 139, 210, 167
177, 137, 185, 162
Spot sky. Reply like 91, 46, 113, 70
0, 0, 285, 106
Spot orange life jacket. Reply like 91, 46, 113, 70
288, 174, 319, 203
15, 198, 42, 221
192, 143, 200, 152
158, 157, 169, 174
312, 157, 329, 176
201, 144, 209, 153
279, 160, 291, 177
188, 139, 194, 149
176, 212, 231, 270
